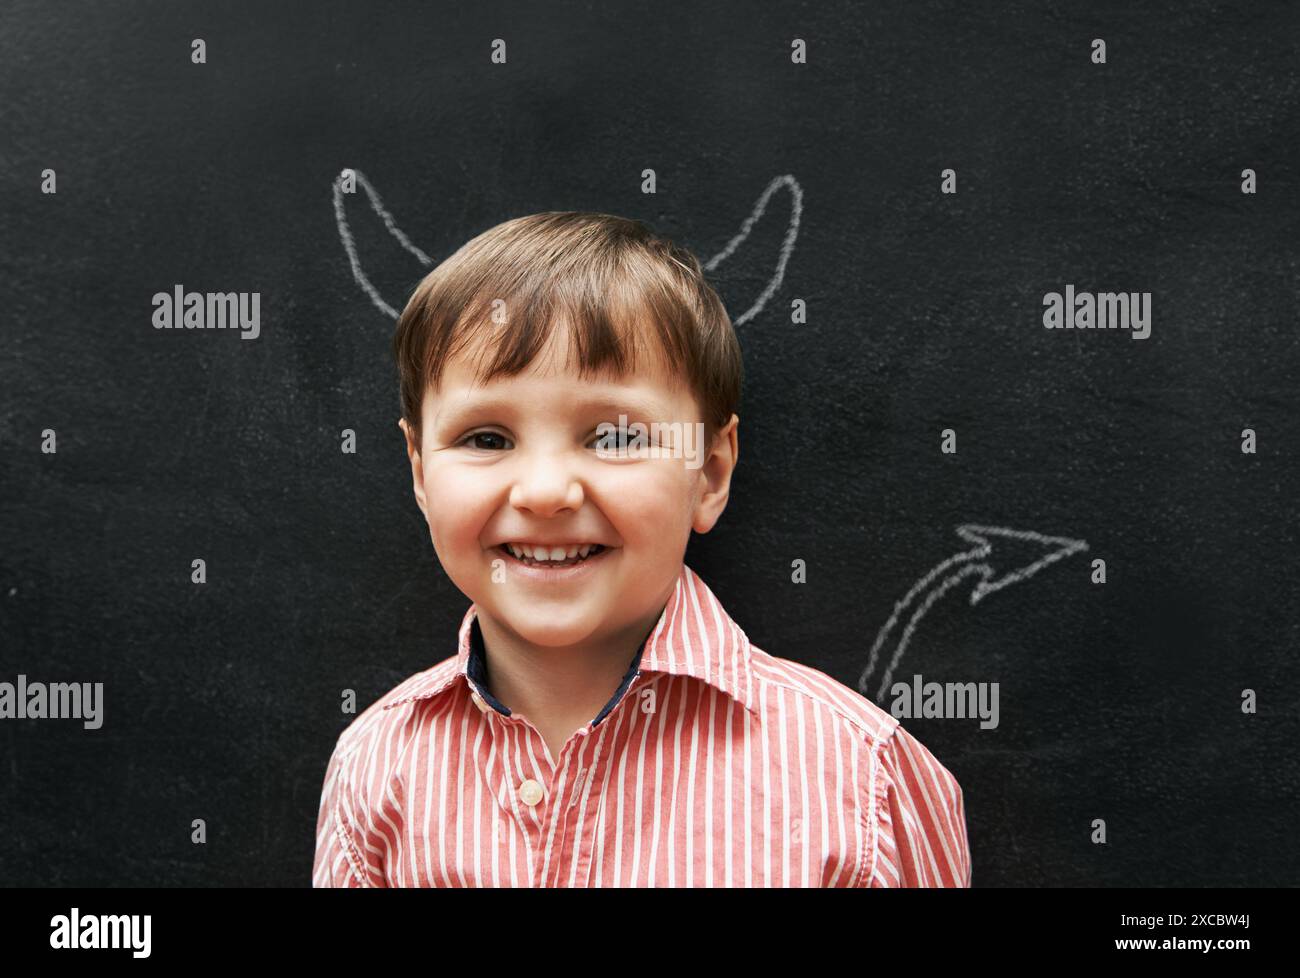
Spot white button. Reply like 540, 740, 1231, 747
471, 691, 489, 713
519, 779, 544, 806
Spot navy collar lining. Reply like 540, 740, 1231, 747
466, 616, 647, 728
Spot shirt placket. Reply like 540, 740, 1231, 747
540, 677, 645, 887
471, 688, 596, 887
472, 677, 638, 887
541, 725, 617, 887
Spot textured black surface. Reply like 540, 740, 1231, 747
2, 0, 1298, 886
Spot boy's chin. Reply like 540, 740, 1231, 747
489, 610, 608, 650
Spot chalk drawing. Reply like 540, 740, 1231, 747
332, 168, 801, 324
858, 524, 1089, 704
332, 169, 434, 320
702, 174, 802, 326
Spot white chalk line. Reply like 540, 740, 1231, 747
333, 168, 801, 325
703, 174, 803, 326
858, 524, 1090, 703
332, 168, 433, 320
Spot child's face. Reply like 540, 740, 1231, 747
399, 326, 738, 651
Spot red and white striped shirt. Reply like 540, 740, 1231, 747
313, 563, 971, 887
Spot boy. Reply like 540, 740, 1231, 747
313, 212, 971, 887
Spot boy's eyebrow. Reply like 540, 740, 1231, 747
434, 390, 671, 428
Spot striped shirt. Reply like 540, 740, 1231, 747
313, 563, 971, 887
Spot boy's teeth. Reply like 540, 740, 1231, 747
505, 543, 602, 562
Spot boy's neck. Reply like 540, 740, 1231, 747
474, 600, 667, 737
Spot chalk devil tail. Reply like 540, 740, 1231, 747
859, 524, 1088, 704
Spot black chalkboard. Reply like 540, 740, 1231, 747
2, 0, 1298, 888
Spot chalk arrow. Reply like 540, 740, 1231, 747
332, 169, 801, 325
858, 524, 1089, 704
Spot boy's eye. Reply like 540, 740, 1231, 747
460, 431, 510, 451
456, 427, 646, 452
590, 427, 641, 451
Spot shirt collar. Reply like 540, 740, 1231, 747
382, 562, 758, 723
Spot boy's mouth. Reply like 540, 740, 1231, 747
494, 542, 611, 569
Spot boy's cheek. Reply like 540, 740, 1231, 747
424, 469, 490, 512
607, 469, 693, 522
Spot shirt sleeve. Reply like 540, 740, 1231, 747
312, 734, 388, 888
862, 722, 971, 887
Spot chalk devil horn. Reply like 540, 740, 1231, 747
702, 175, 803, 326
334, 169, 801, 326
333, 168, 433, 320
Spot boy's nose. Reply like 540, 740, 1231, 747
508, 457, 585, 516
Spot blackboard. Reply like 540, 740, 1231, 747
2, 0, 1298, 887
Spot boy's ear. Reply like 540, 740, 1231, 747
692, 413, 739, 535
397, 418, 429, 519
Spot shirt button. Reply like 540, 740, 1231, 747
471, 691, 489, 713
519, 779, 544, 806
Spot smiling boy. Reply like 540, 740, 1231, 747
312, 212, 971, 887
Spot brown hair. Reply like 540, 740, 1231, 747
393, 211, 742, 451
